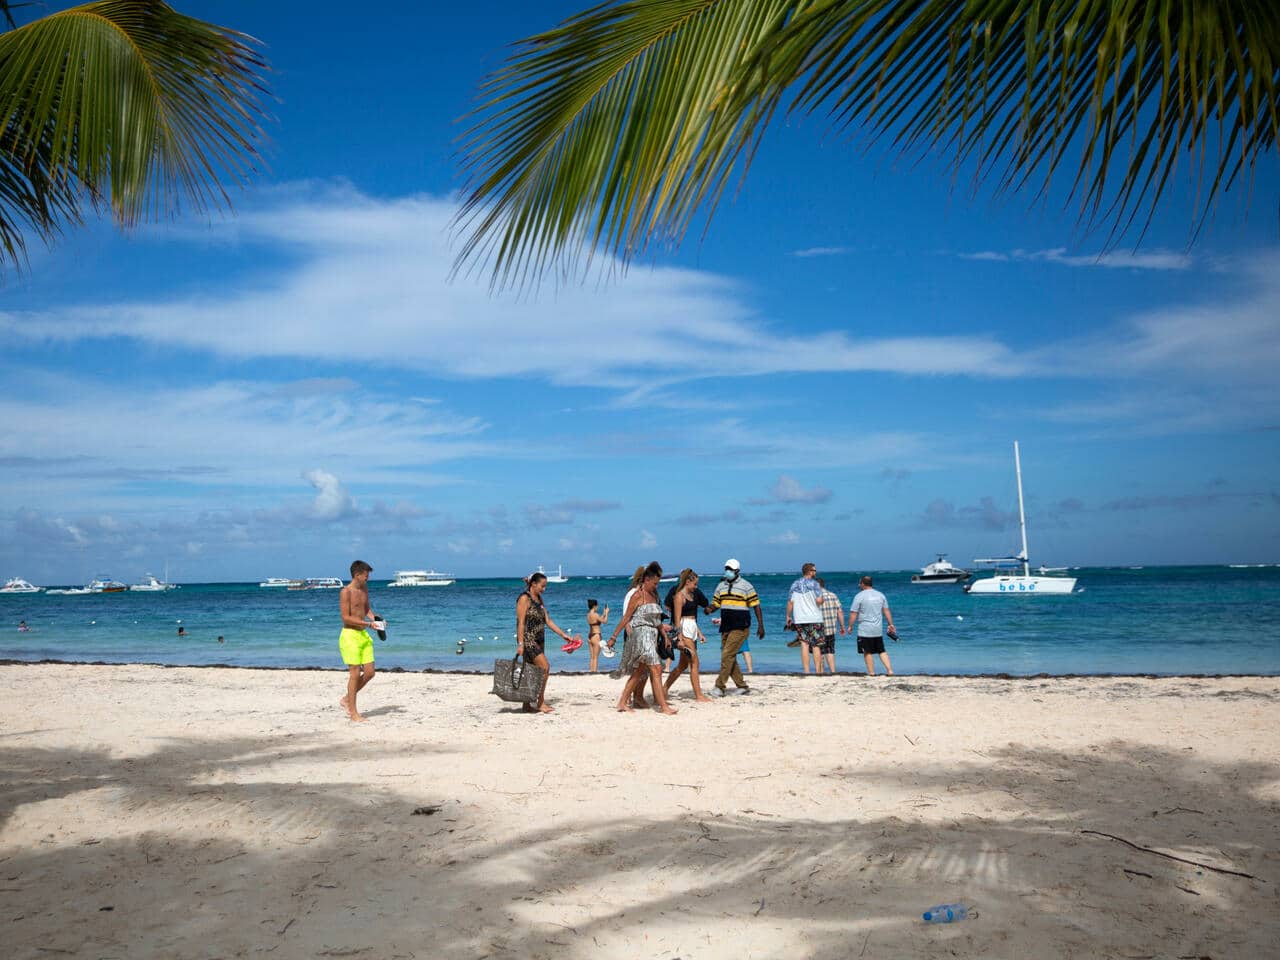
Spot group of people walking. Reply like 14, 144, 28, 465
512, 558, 898, 715
332, 557, 899, 721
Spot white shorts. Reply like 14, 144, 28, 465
680, 618, 698, 640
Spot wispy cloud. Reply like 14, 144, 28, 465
959, 247, 1193, 270
0, 186, 1030, 385
791, 246, 850, 258
749, 474, 833, 506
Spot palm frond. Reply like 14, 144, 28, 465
0, 0, 270, 272
457, 0, 1280, 288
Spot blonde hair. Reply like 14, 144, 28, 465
676, 567, 697, 592
629, 565, 647, 587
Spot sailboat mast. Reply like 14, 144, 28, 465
1014, 441, 1029, 577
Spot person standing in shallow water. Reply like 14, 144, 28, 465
585, 598, 609, 672
515, 571, 581, 713
848, 575, 896, 677
609, 562, 678, 715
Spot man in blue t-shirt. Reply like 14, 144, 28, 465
848, 575, 897, 676
785, 562, 826, 673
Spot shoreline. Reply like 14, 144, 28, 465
2, 655, 1278, 680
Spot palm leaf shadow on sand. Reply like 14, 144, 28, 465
1, 738, 1277, 959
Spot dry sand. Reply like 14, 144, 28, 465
2, 664, 1279, 959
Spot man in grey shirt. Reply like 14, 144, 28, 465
848, 575, 897, 676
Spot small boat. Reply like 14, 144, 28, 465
46, 585, 93, 595
88, 577, 128, 593
1, 577, 41, 594
388, 569, 456, 587
911, 555, 971, 584
965, 442, 1077, 596
259, 577, 301, 589
538, 564, 569, 584
130, 574, 176, 592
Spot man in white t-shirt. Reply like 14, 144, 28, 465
848, 575, 897, 676
785, 562, 826, 673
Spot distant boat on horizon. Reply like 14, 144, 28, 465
911, 555, 971, 585
965, 442, 1077, 596
538, 564, 568, 584
388, 570, 456, 587
1, 577, 41, 594
130, 573, 176, 592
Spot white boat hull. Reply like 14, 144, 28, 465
966, 575, 1077, 595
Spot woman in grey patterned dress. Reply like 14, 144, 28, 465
608, 562, 677, 715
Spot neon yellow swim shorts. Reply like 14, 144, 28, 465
339, 627, 374, 666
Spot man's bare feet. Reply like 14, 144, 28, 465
538, 703, 554, 713
616, 703, 634, 713
695, 695, 713, 703
347, 709, 366, 722
660, 705, 678, 715
632, 697, 650, 708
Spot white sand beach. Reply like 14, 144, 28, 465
3, 664, 1279, 959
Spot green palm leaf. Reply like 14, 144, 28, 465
457, 0, 1280, 288
0, 0, 270, 271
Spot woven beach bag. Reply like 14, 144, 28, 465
491, 654, 546, 704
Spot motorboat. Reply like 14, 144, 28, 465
1, 577, 41, 594
259, 577, 301, 589
538, 564, 568, 584
130, 573, 176, 592
88, 577, 128, 593
298, 577, 343, 590
46, 585, 93, 595
388, 569, 456, 587
965, 442, 1077, 596
911, 555, 971, 584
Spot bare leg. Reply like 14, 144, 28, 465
532, 654, 553, 711
800, 643, 812, 674
664, 650, 689, 693
616, 665, 648, 711
824, 652, 836, 673
863, 652, 876, 676
879, 651, 893, 675
342, 665, 366, 722
743, 651, 753, 673
688, 649, 711, 701
632, 669, 650, 708
649, 664, 677, 714
813, 645, 824, 675
588, 638, 600, 672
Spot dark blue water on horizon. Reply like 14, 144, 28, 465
3, 566, 1279, 676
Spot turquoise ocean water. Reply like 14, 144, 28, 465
3, 566, 1278, 675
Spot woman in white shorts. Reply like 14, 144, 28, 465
663, 569, 713, 703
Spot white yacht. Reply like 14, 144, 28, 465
130, 573, 176, 592
88, 577, 128, 593
1, 577, 41, 594
538, 564, 569, 584
301, 577, 343, 590
388, 570, 456, 587
259, 577, 300, 589
911, 555, 971, 584
965, 442, 1077, 595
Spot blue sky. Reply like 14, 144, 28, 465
2, 1, 1279, 584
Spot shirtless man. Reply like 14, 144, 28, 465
338, 560, 381, 721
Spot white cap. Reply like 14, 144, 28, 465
724, 558, 740, 571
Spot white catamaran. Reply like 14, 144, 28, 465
964, 442, 1077, 595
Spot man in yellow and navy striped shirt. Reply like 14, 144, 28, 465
707, 558, 764, 695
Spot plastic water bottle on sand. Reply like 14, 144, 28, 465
922, 904, 969, 923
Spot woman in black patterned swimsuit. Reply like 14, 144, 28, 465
515, 571, 580, 713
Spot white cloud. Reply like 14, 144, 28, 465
767, 530, 800, 545
791, 246, 851, 258
639, 530, 657, 548
304, 468, 356, 520
768, 475, 833, 505
0, 186, 1029, 385
960, 247, 1193, 270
